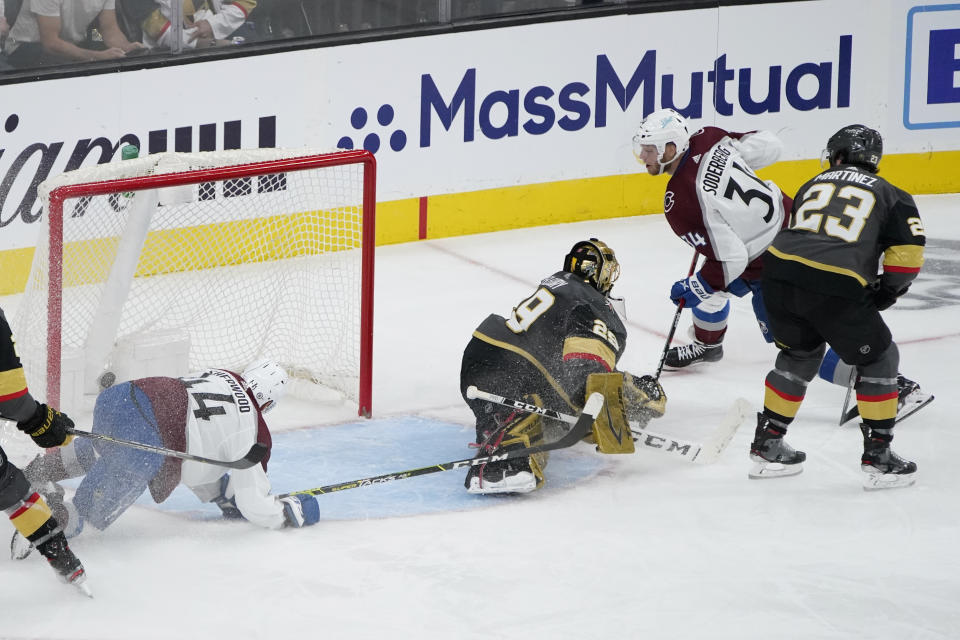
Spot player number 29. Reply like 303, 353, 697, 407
506, 288, 556, 333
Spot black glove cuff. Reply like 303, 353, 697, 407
16, 403, 46, 436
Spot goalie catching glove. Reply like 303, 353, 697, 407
623, 373, 667, 424
584, 372, 667, 454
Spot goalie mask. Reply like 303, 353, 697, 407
242, 359, 288, 413
564, 238, 620, 294
632, 108, 692, 175
822, 124, 882, 173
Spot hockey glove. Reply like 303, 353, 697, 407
623, 374, 667, 426
874, 284, 908, 311
280, 495, 320, 528
212, 474, 243, 520
17, 404, 74, 449
670, 272, 714, 308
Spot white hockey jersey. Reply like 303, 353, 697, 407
663, 127, 789, 290
179, 369, 286, 529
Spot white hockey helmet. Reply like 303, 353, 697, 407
242, 359, 288, 413
632, 108, 692, 174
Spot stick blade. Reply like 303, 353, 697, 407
694, 398, 752, 464
554, 392, 604, 446
581, 392, 604, 421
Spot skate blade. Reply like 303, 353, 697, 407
10, 531, 33, 561
895, 394, 934, 425
862, 472, 916, 491
748, 459, 803, 479
67, 570, 94, 598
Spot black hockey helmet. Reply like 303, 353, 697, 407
823, 124, 883, 173
563, 238, 620, 294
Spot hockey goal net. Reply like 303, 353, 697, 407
12, 148, 375, 419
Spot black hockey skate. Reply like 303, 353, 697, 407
37, 532, 92, 597
860, 426, 916, 491
894, 374, 934, 423
664, 341, 723, 369
748, 413, 805, 479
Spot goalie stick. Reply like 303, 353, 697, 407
66, 428, 269, 470
467, 386, 751, 464
277, 391, 605, 499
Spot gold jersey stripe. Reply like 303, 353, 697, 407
562, 336, 616, 371
883, 244, 925, 269
0, 367, 28, 397
767, 246, 867, 286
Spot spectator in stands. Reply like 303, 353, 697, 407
4, 0, 145, 68
0, 1, 9, 42
0, 1, 10, 70
141, 0, 255, 50
256, 0, 309, 40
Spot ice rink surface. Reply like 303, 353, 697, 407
1, 194, 958, 640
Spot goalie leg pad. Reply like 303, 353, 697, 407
465, 398, 547, 494
499, 409, 548, 484
584, 373, 635, 454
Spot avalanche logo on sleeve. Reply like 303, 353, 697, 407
664, 191, 675, 213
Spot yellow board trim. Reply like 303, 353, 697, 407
1, 150, 956, 295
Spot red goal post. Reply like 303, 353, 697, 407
13, 148, 376, 418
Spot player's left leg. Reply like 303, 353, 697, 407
72, 383, 165, 531
665, 294, 727, 369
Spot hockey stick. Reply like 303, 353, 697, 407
66, 428, 269, 470
838, 368, 856, 426
838, 394, 935, 426
468, 386, 751, 464
277, 391, 605, 499
654, 250, 700, 380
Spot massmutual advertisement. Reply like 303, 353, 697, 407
0, 0, 957, 290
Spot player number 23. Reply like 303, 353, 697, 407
793, 183, 876, 242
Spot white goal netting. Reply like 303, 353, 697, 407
10, 148, 375, 425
